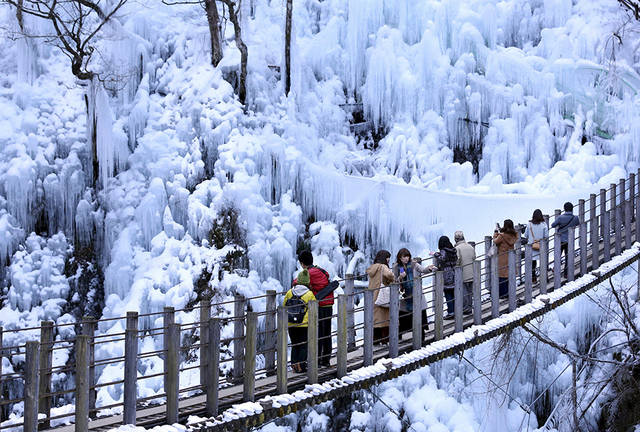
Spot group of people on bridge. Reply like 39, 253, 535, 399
283, 202, 580, 373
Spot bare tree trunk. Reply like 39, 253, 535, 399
205, 0, 223, 67
220, 0, 247, 105
284, 0, 292, 95
16, 0, 24, 30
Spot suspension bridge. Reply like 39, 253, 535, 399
1, 170, 640, 432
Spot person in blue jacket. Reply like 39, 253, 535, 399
551, 202, 580, 278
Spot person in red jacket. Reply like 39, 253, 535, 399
293, 250, 333, 367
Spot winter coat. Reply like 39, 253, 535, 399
293, 266, 333, 307
434, 247, 458, 289
454, 241, 476, 283
367, 263, 395, 328
551, 212, 580, 244
523, 222, 548, 260
493, 232, 517, 278
391, 261, 430, 311
283, 285, 316, 328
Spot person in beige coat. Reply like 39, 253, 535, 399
454, 231, 476, 314
366, 250, 395, 345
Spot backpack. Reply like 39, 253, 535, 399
285, 293, 307, 324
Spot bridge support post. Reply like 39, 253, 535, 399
600, 189, 607, 240
24, 341, 39, 432
472, 260, 482, 325
553, 232, 562, 291
611, 183, 618, 242
363, 290, 373, 366
579, 222, 588, 276
244, 312, 257, 400
540, 237, 549, 295
434, 272, 444, 341
306, 302, 319, 384
454, 267, 464, 332
567, 226, 575, 282
124, 311, 138, 425
276, 306, 288, 394
389, 283, 399, 358
508, 250, 517, 312
490, 252, 500, 318
265, 290, 277, 376
81, 316, 96, 418
412, 267, 423, 350
38, 320, 53, 429
233, 294, 246, 384
337, 295, 348, 377
166, 323, 180, 424
344, 274, 356, 351
75, 335, 90, 432
206, 318, 221, 416
199, 291, 211, 390
524, 245, 533, 304
604, 211, 611, 262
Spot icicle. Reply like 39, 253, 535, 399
135, 177, 168, 249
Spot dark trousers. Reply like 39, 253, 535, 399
399, 309, 428, 336
318, 306, 332, 365
288, 327, 308, 370
462, 281, 473, 312
373, 327, 389, 345
444, 288, 454, 315
499, 277, 508, 298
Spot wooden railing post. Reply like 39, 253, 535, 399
412, 267, 423, 350
626, 194, 633, 250
600, 188, 607, 239
615, 183, 623, 256
454, 266, 464, 332
508, 250, 517, 311
604, 210, 611, 262
579, 199, 585, 224
636, 170, 640, 244
0, 326, 3, 423
344, 274, 356, 351
232, 294, 246, 384
206, 318, 221, 416
244, 312, 257, 401
589, 193, 597, 245
24, 341, 40, 432
38, 320, 53, 429
163, 305, 175, 409
567, 226, 575, 282
307, 300, 319, 382
199, 291, 211, 389
389, 283, 399, 358
611, 183, 618, 236
484, 236, 492, 297
524, 245, 533, 304
166, 323, 180, 424
490, 253, 500, 318
553, 232, 562, 290
124, 311, 138, 425
434, 271, 444, 340
579, 222, 588, 276
75, 335, 90, 432
630, 172, 636, 224
363, 290, 374, 366
276, 306, 288, 394
337, 295, 348, 377
472, 260, 482, 325
81, 316, 96, 418
540, 237, 549, 295
264, 290, 277, 376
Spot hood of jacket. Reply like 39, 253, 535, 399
292, 285, 310, 296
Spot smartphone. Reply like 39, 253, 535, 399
399, 268, 405, 274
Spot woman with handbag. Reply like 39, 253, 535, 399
367, 250, 395, 345
392, 248, 430, 337
523, 209, 548, 283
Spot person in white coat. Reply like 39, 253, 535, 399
523, 209, 548, 283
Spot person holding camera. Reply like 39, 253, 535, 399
493, 219, 518, 298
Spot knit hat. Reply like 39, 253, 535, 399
297, 269, 311, 287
